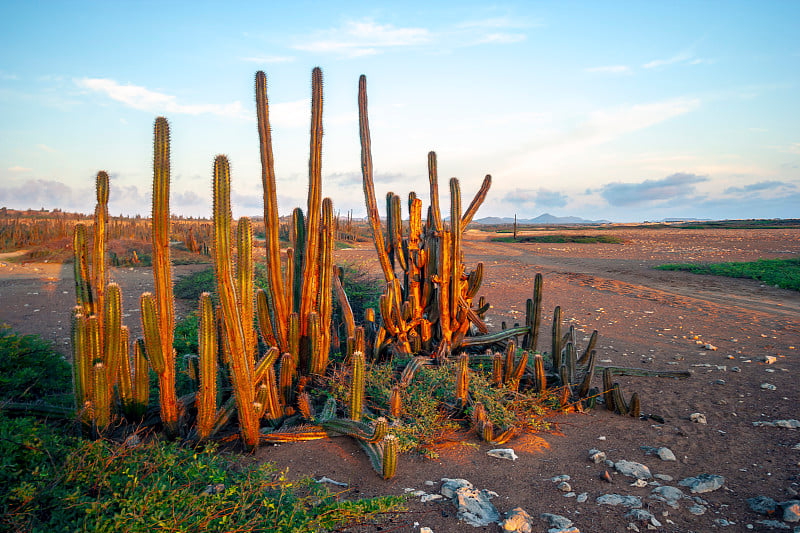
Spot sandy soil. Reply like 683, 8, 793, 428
1, 226, 798, 532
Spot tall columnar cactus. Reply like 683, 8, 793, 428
140, 117, 178, 433
349, 351, 365, 421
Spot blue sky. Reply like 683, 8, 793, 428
1, 1, 798, 222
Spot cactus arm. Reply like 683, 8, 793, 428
72, 224, 93, 315
255, 71, 289, 351
92, 171, 109, 334
427, 152, 443, 233
132, 338, 149, 417
212, 155, 259, 447
103, 282, 122, 391
318, 198, 334, 367
117, 326, 133, 411
358, 75, 395, 283
255, 288, 277, 347
236, 217, 256, 358
197, 292, 217, 440
300, 67, 324, 336
460, 174, 491, 229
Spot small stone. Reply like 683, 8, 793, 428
626, 509, 662, 527
615, 460, 653, 480
714, 518, 735, 526
630, 479, 648, 488
627, 524, 640, 532
704, 343, 718, 351
549, 528, 580, 533
654, 474, 674, 482
688, 504, 707, 515
589, 449, 607, 464
487, 448, 518, 461
679, 474, 725, 493
551, 474, 571, 483
732, 366, 741, 372
747, 495, 778, 515
650, 485, 685, 508
763, 355, 777, 364
541, 513, 573, 529
774, 419, 800, 428
564, 492, 576, 498
598, 436, 607, 440
690, 412, 707, 424
596, 494, 643, 508
557, 481, 572, 492
421, 493, 442, 503
420, 528, 433, 533
201, 483, 226, 495
424, 480, 436, 486
782, 500, 800, 523
500, 507, 533, 532
577, 492, 589, 503
761, 383, 777, 391
601, 470, 613, 483
656, 447, 676, 461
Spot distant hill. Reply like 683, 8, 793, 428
473, 213, 610, 225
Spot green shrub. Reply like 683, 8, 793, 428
656, 257, 800, 291
0, 414, 403, 532
0, 326, 72, 403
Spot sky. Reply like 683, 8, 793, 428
1, 1, 798, 222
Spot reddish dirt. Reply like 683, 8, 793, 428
1, 226, 799, 532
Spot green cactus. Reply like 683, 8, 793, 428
349, 351, 365, 421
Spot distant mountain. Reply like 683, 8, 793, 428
473, 213, 610, 225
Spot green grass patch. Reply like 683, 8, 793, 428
491, 234, 624, 244
656, 257, 800, 291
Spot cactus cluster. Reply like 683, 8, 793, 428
71, 172, 148, 432
63, 67, 692, 481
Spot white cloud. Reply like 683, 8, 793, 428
582, 98, 700, 142
585, 65, 631, 74
293, 20, 430, 57
75, 78, 249, 119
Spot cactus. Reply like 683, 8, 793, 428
349, 351, 365, 421
455, 353, 469, 407
140, 116, 179, 433
197, 292, 218, 440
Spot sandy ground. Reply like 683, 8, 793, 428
1, 226, 799, 532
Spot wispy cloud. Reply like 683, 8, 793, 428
600, 173, 708, 206
502, 188, 568, 208
8, 166, 32, 172
724, 180, 796, 195
585, 65, 631, 74
36, 144, 57, 153
75, 78, 249, 119
293, 20, 430, 57
642, 50, 703, 69
240, 55, 295, 64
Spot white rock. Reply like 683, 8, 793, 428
576, 492, 589, 503
763, 355, 777, 364
679, 474, 725, 493
420, 528, 434, 533
630, 479, 648, 488
421, 493, 442, 503
453, 487, 500, 527
588, 449, 606, 463
690, 412, 707, 424
487, 448, 518, 461
596, 494, 643, 508
557, 481, 572, 492
761, 383, 777, 391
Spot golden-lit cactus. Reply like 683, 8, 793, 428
197, 292, 218, 440
141, 116, 179, 433
212, 154, 260, 447
349, 351, 365, 421
455, 353, 469, 407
